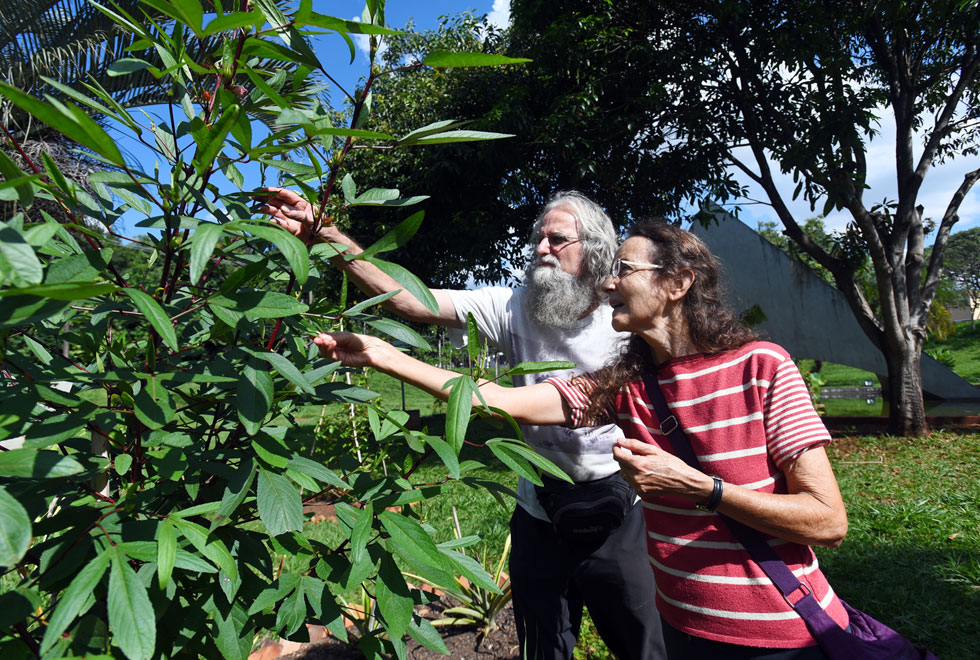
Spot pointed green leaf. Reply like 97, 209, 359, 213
376, 555, 413, 638
0, 225, 43, 287
210, 288, 309, 318
157, 519, 176, 589
247, 350, 315, 394
357, 211, 424, 258
108, 549, 156, 660
350, 502, 373, 566
421, 51, 532, 67
0, 82, 123, 165
234, 222, 309, 285
507, 361, 577, 375
189, 223, 224, 285
364, 317, 431, 350
343, 290, 399, 315
0, 488, 31, 567
39, 550, 110, 654
286, 455, 350, 490
133, 377, 175, 430
445, 376, 473, 454
257, 468, 303, 536
466, 312, 481, 364
0, 295, 70, 327
0, 280, 118, 300
364, 257, 438, 315
237, 363, 273, 436
424, 435, 460, 479
193, 105, 241, 174
0, 449, 83, 478
414, 130, 514, 144
124, 289, 179, 352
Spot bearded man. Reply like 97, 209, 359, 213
260, 189, 665, 660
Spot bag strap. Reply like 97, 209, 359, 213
640, 371, 855, 651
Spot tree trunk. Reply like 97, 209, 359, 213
883, 342, 928, 436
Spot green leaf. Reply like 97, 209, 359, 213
0, 225, 43, 287
364, 257, 438, 315
466, 312, 481, 365
497, 439, 571, 481
0, 295, 70, 328
343, 290, 399, 315
257, 468, 303, 536
364, 317, 432, 350
193, 105, 241, 174
0, 488, 31, 567
133, 377, 175, 430
204, 10, 265, 36
0, 150, 34, 206
299, 11, 403, 35
210, 289, 309, 318
232, 222, 309, 285
141, 0, 204, 35
108, 548, 156, 660
414, 130, 514, 144
189, 223, 224, 285
0, 449, 84, 478
124, 289, 179, 352
507, 361, 577, 375
424, 435, 460, 479
157, 519, 176, 589
407, 615, 448, 654
358, 211, 425, 258
350, 189, 428, 207
378, 511, 449, 573
0, 280, 118, 300
246, 349, 315, 395
0, 82, 124, 165
376, 555, 413, 638
237, 363, 273, 436
396, 119, 467, 144
349, 502, 373, 566
211, 601, 250, 660
40, 550, 110, 654
445, 376, 474, 454
311, 126, 395, 140
286, 455, 350, 490
422, 51, 532, 67
107, 58, 153, 76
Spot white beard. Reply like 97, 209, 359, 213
524, 255, 598, 329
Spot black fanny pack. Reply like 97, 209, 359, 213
534, 472, 635, 554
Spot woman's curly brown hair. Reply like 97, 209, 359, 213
586, 218, 758, 418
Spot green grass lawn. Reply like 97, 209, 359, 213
820, 431, 980, 660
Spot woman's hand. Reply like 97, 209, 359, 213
313, 332, 397, 369
613, 437, 714, 502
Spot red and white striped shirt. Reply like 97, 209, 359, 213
546, 341, 848, 648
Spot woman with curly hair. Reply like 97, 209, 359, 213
315, 218, 849, 659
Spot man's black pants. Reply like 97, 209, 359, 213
509, 502, 667, 660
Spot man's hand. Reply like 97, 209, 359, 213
613, 437, 712, 502
255, 187, 338, 244
313, 332, 396, 369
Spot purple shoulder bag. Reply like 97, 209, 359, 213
641, 372, 939, 660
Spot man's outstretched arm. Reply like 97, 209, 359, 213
257, 187, 462, 327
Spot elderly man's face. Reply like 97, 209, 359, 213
532, 207, 586, 279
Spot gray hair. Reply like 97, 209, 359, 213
531, 190, 618, 291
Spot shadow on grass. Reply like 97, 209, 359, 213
815, 544, 980, 660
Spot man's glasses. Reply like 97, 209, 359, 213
534, 232, 581, 249
609, 258, 662, 279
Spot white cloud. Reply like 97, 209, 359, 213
351, 16, 388, 63
487, 0, 511, 30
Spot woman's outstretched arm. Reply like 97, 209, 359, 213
314, 332, 571, 426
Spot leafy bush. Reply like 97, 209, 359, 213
0, 2, 544, 659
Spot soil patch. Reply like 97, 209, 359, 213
274, 597, 520, 660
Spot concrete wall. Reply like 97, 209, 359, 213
690, 210, 980, 400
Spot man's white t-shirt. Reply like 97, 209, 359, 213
447, 286, 626, 520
